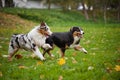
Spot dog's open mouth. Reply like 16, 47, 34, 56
73, 31, 83, 38
44, 33, 50, 38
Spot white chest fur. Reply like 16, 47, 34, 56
28, 26, 46, 47
70, 36, 80, 48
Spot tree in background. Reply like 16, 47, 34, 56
0, 0, 2, 8
0, 0, 14, 7
46, 0, 51, 10
5, 0, 14, 7
1, 0, 119, 23
81, 0, 89, 20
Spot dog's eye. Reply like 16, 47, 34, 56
45, 27, 48, 31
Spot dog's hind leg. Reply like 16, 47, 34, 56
8, 47, 19, 61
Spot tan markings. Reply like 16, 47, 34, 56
60, 50, 65, 58
65, 44, 69, 49
38, 29, 49, 36
73, 31, 81, 37
74, 45, 82, 51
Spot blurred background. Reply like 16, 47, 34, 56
0, 0, 120, 24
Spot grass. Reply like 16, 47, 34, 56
0, 8, 120, 80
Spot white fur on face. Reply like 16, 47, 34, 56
80, 30, 84, 34
46, 26, 52, 35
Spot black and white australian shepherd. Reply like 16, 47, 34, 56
42, 26, 88, 57
8, 22, 52, 61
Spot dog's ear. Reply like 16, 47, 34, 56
40, 22, 46, 29
40, 22, 46, 26
70, 27, 76, 33
70, 27, 73, 32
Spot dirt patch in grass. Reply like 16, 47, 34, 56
0, 12, 36, 28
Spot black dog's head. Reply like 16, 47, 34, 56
70, 27, 84, 38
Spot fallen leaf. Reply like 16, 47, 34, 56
15, 54, 22, 59
58, 58, 66, 66
82, 58, 87, 61
40, 74, 44, 79
106, 67, 112, 73
116, 59, 120, 62
88, 66, 94, 71
102, 76, 107, 80
18, 65, 28, 69
91, 48, 99, 50
117, 48, 120, 52
58, 75, 63, 80
71, 57, 77, 64
91, 53, 96, 56
0, 72, 2, 77
2, 55, 8, 58
0, 45, 2, 48
114, 65, 120, 71
37, 61, 43, 65
84, 40, 91, 44
30, 54, 37, 58
72, 52, 77, 56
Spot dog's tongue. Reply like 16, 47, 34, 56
45, 33, 50, 38
46, 35, 49, 38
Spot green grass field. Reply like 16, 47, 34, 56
0, 8, 120, 80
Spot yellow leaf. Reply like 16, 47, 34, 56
40, 74, 44, 79
71, 57, 77, 64
58, 75, 63, 80
37, 61, 43, 65
88, 66, 94, 70
2, 55, 8, 58
72, 60, 77, 64
58, 58, 66, 65
18, 65, 28, 69
114, 65, 120, 71
72, 52, 77, 56
0, 72, 3, 77
106, 67, 112, 73
82, 58, 87, 61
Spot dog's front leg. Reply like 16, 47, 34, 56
74, 45, 87, 54
32, 46, 45, 61
60, 48, 66, 57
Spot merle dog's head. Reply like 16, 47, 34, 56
38, 22, 52, 36
70, 27, 84, 38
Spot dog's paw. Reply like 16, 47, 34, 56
84, 50, 88, 54
51, 54, 55, 57
81, 48, 88, 54
15, 54, 23, 59
41, 57, 46, 61
42, 44, 53, 50
8, 56, 12, 62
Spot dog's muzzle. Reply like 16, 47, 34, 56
44, 31, 52, 38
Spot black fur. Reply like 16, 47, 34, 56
43, 27, 83, 57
